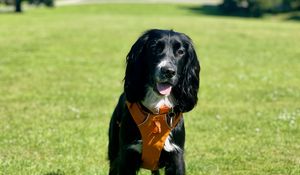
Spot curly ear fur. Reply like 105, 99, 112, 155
173, 36, 200, 113
124, 32, 149, 103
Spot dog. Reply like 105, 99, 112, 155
108, 29, 200, 175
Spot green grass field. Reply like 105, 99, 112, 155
0, 3, 300, 175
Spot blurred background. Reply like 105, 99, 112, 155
0, 0, 299, 175
1, 0, 300, 16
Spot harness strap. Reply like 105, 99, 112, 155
126, 101, 182, 170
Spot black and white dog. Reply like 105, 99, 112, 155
108, 29, 200, 175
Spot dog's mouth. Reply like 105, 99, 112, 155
156, 82, 173, 96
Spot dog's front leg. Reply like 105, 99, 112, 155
118, 142, 142, 175
164, 151, 185, 175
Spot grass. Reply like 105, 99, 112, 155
0, 3, 300, 175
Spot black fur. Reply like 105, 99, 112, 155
108, 29, 200, 175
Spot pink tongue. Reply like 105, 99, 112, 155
157, 83, 172, 95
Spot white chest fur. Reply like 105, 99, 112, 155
142, 87, 175, 114
141, 86, 180, 152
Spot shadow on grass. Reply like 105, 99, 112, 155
44, 169, 65, 175
184, 4, 300, 22
185, 5, 260, 18
286, 14, 300, 21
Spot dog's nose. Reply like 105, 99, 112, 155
161, 66, 176, 79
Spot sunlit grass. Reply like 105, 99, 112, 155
0, 3, 300, 175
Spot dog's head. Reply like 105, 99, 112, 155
124, 29, 200, 112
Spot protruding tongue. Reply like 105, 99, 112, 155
157, 83, 172, 95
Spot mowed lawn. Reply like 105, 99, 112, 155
0, 3, 300, 175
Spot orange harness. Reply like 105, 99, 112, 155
126, 101, 182, 170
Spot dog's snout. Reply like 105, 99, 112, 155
161, 66, 176, 79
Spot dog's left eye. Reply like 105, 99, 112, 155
177, 49, 185, 55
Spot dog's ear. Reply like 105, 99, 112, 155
124, 32, 150, 103
174, 35, 200, 112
